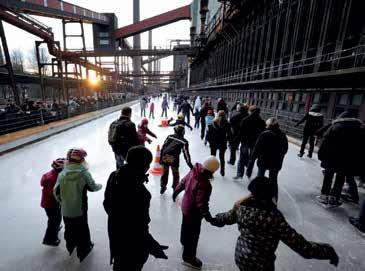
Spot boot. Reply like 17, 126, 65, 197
78, 242, 94, 262
160, 186, 167, 195
182, 257, 203, 270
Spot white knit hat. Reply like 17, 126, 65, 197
203, 156, 220, 174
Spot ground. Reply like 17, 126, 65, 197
0, 100, 363, 271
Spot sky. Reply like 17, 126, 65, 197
3, 0, 192, 72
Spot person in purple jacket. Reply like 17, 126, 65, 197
172, 156, 220, 269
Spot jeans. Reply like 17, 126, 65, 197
236, 144, 254, 177
321, 169, 346, 199
115, 154, 125, 169
160, 165, 180, 189
257, 167, 279, 199
300, 133, 315, 156
63, 214, 92, 258
211, 147, 226, 174
180, 214, 202, 261
43, 206, 62, 243
161, 108, 168, 118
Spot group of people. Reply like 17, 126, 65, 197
38, 94, 365, 270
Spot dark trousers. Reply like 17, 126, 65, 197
63, 214, 92, 258
200, 119, 206, 140
211, 147, 226, 174
149, 110, 154, 119
300, 133, 315, 155
229, 141, 239, 164
180, 214, 202, 261
160, 164, 180, 189
321, 170, 345, 199
345, 176, 359, 202
113, 254, 148, 271
161, 108, 168, 118
184, 112, 190, 125
194, 111, 200, 128
359, 199, 365, 225
257, 168, 279, 199
43, 206, 62, 243
140, 108, 146, 117
237, 144, 254, 177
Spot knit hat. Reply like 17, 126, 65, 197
202, 156, 220, 174
177, 113, 184, 120
67, 148, 87, 163
52, 158, 66, 171
248, 176, 276, 200
126, 146, 153, 167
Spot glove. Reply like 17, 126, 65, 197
328, 247, 339, 267
190, 127, 193, 131
150, 244, 169, 259
187, 162, 194, 170
172, 191, 179, 202
147, 138, 152, 144
204, 212, 213, 223
210, 217, 224, 228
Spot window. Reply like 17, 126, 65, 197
351, 94, 363, 106
99, 32, 109, 38
313, 94, 321, 103
301, 94, 307, 102
338, 94, 349, 105
294, 94, 300, 102
99, 39, 109, 45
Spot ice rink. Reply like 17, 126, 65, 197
0, 100, 363, 271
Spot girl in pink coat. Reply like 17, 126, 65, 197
137, 118, 157, 145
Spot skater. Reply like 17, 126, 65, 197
316, 111, 365, 208
179, 98, 194, 125
168, 113, 193, 130
104, 146, 168, 270
149, 100, 155, 119
206, 110, 232, 176
234, 106, 266, 179
216, 98, 228, 113
210, 176, 339, 271
246, 118, 288, 202
193, 96, 202, 129
228, 103, 249, 165
204, 109, 215, 145
349, 198, 365, 233
40, 158, 66, 246
160, 125, 193, 194
54, 148, 102, 262
108, 107, 139, 169
161, 96, 169, 118
173, 156, 220, 269
137, 118, 157, 146
295, 104, 324, 158
200, 101, 213, 140
140, 96, 147, 117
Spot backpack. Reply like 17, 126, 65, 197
108, 119, 128, 154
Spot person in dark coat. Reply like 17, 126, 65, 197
228, 103, 249, 165
178, 98, 194, 125
349, 198, 365, 233
247, 118, 288, 201
199, 102, 214, 140
160, 125, 193, 194
103, 146, 168, 271
206, 110, 232, 176
173, 156, 220, 269
216, 98, 228, 113
295, 104, 324, 158
316, 111, 365, 208
210, 176, 339, 271
234, 106, 266, 179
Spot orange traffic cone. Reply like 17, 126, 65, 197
150, 145, 163, 175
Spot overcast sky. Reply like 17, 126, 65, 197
3, 0, 192, 71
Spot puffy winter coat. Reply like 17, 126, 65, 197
54, 163, 102, 217
160, 134, 191, 167
318, 118, 365, 175
206, 120, 232, 149
251, 128, 288, 170
296, 111, 324, 135
103, 164, 162, 264
215, 197, 337, 271
41, 169, 60, 209
238, 109, 266, 147
175, 163, 212, 217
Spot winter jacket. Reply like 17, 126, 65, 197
111, 116, 140, 157
200, 105, 213, 121
103, 164, 162, 264
296, 111, 324, 135
215, 197, 337, 271
318, 118, 365, 175
194, 97, 202, 111
205, 115, 214, 127
251, 128, 288, 170
206, 120, 232, 149
230, 109, 249, 137
54, 163, 102, 218
179, 101, 194, 115
238, 109, 266, 147
140, 98, 147, 109
168, 118, 193, 130
161, 99, 169, 109
160, 134, 191, 167
175, 163, 212, 218
40, 169, 60, 209
137, 125, 156, 145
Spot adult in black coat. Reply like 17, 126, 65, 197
104, 146, 168, 271
316, 111, 365, 207
216, 98, 228, 113
234, 106, 266, 179
247, 118, 288, 200
228, 104, 249, 165
206, 110, 232, 176
295, 104, 324, 158
179, 98, 194, 125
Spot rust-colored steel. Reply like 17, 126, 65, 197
116, 4, 191, 39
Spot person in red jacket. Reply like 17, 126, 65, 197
40, 158, 66, 246
137, 118, 157, 146
172, 156, 220, 269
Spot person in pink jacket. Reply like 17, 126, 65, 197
137, 118, 157, 145
172, 156, 220, 269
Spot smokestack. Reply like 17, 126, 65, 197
133, 0, 142, 93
